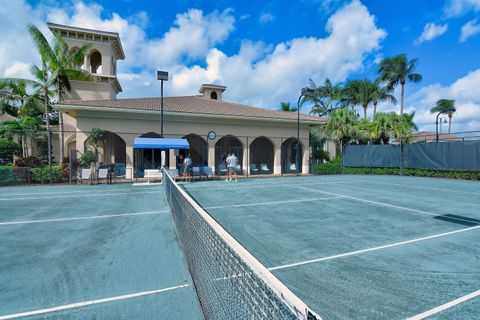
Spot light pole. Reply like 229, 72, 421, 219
435, 109, 455, 142
157, 71, 169, 137
296, 88, 314, 176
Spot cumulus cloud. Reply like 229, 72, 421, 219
460, 18, 480, 41
406, 69, 480, 132
170, 0, 386, 107
444, 0, 480, 17
259, 12, 275, 24
415, 23, 448, 44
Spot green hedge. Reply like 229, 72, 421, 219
0, 166, 17, 186
30, 165, 64, 184
315, 158, 480, 180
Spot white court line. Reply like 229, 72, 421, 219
204, 196, 342, 210
362, 180, 480, 196
0, 284, 191, 320
0, 210, 169, 226
185, 179, 358, 191
269, 224, 480, 271
0, 190, 162, 201
407, 289, 480, 320
290, 185, 480, 225
0, 187, 160, 198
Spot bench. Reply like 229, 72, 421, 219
144, 169, 162, 183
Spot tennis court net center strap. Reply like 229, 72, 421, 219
162, 169, 321, 320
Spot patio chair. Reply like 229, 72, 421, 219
97, 168, 109, 184
218, 164, 227, 175
260, 163, 270, 174
250, 164, 258, 174
289, 163, 296, 172
114, 163, 126, 178
192, 167, 201, 179
79, 168, 92, 184
144, 169, 162, 183
202, 167, 213, 180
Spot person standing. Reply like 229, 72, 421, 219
183, 153, 192, 182
227, 153, 238, 182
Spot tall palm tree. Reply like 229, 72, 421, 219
28, 24, 91, 162
0, 80, 43, 117
377, 54, 422, 115
279, 101, 297, 112
0, 116, 41, 157
371, 80, 397, 117
344, 79, 376, 119
431, 99, 456, 134
307, 78, 347, 116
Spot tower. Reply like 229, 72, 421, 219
199, 84, 226, 101
47, 23, 125, 101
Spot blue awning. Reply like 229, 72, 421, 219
133, 137, 190, 149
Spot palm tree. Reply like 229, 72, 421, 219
371, 80, 397, 117
28, 24, 91, 162
371, 111, 417, 144
307, 78, 347, 116
431, 99, 456, 134
0, 116, 41, 157
279, 101, 297, 112
377, 54, 422, 115
344, 79, 376, 119
0, 80, 43, 117
321, 108, 360, 150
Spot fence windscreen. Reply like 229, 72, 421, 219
344, 142, 480, 171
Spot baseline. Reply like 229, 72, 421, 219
0, 210, 169, 226
0, 284, 191, 320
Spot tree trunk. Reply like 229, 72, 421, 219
400, 82, 405, 115
45, 87, 52, 184
57, 79, 65, 163
448, 113, 452, 134
373, 101, 377, 117
363, 104, 367, 118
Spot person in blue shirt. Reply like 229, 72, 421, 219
226, 153, 238, 182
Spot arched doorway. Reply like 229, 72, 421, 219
90, 50, 102, 74
250, 137, 274, 174
180, 134, 207, 167
134, 132, 169, 178
281, 138, 302, 174
215, 135, 243, 175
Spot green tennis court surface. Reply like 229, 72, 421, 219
184, 175, 480, 320
0, 183, 202, 319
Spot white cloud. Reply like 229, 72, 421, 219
4, 62, 31, 78
259, 12, 275, 24
406, 69, 480, 132
415, 23, 448, 44
170, 0, 386, 107
460, 18, 480, 41
444, 0, 480, 17
0, 0, 386, 111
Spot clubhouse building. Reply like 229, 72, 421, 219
50, 23, 327, 179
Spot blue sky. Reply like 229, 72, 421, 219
2, 0, 480, 132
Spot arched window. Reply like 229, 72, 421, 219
181, 134, 208, 166
90, 51, 102, 74
210, 91, 218, 100
215, 135, 243, 175
281, 138, 303, 173
250, 137, 274, 175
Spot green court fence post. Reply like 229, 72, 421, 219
400, 139, 404, 176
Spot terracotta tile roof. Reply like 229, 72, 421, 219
59, 96, 325, 123
413, 131, 463, 142
0, 113, 15, 123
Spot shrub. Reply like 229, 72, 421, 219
30, 165, 64, 184
13, 156, 44, 168
0, 138, 20, 163
79, 150, 96, 168
315, 156, 342, 175
0, 165, 17, 185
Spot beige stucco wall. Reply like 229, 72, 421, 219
67, 80, 117, 101
58, 108, 315, 178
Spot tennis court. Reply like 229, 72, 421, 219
0, 183, 202, 319
183, 174, 480, 319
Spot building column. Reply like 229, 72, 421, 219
169, 150, 176, 170
302, 140, 309, 174
119, 134, 134, 179
207, 139, 216, 172
75, 131, 88, 153
239, 137, 248, 176
272, 138, 282, 175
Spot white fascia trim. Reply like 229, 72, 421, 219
56, 104, 324, 125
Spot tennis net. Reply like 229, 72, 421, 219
162, 169, 321, 320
